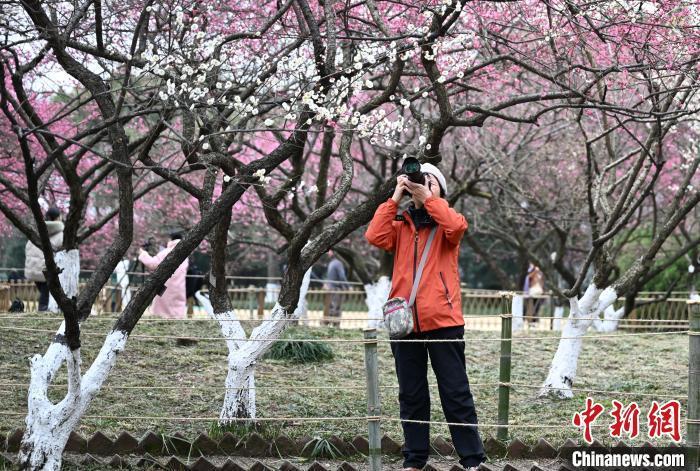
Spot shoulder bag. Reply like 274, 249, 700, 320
382, 225, 438, 339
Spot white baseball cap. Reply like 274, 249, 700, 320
420, 163, 447, 196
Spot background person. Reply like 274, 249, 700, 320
524, 262, 545, 325
324, 249, 348, 326
24, 207, 63, 312
185, 257, 204, 316
138, 232, 189, 319
365, 164, 486, 471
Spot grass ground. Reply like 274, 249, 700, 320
0, 312, 690, 448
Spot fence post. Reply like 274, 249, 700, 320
323, 291, 331, 319
257, 289, 265, 319
187, 297, 194, 318
687, 300, 699, 471
363, 328, 381, 471
497, 292, 513, 442
115, 286, 122, 313
248, 287, 255, 320
0, 285, 8, 311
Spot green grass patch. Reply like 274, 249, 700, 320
264, 333, 334, 364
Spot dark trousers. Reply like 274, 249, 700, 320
391, 325, 486, 469
526, 297, 544, 324
35, 281, 49, 311
329, 292, 343, 317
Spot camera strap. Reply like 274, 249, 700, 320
408, 225, 438, 308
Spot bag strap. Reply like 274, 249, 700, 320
408, 225, 438, 307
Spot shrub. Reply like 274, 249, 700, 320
264, 338, 334, 364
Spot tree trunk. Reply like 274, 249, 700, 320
552, 305, 565, 331
592, 304, 625, 332
512, 294, 524, 331
265, 251, 280, 304
47, 250, 80, 313
213, 308, 256, 421
538, 284, 618, 398
18, 330, 128, 470
197, 268, 312, 423
364, 276, 391, 329
22, 250, 81, 395
115, 259, 131, 310
220, 338, 257, 421
17, 249, 131, 470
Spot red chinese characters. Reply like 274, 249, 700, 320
572, 397, 605, 443
609, 400, 640, 439
647, 400, 681, 442
573, 398, 682, 443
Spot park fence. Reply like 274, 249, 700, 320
0, 278, 694, 331
0, 295, 697, 470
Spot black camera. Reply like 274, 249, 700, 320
398, 157, 426, 197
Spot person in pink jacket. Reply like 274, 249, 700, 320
138, 232, 189, 319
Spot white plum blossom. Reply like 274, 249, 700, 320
253, 168, 271, 184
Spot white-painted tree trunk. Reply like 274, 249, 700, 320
511, 294, 524, 331
33, 250, 82, 381
295, 277, 310, 321
216, 309, 256, 421
114, 259, 131, 309
18, 248, 123, 470
552, 306, 565, 331
18, 330, 128, 470
592, 304, 625, 332
195, 293, 257, 422
265, 282, 280, 304
539, 284, 618, 398
47, 250, 80, 313
198, 268, 312, 423
364, 276, 391, 329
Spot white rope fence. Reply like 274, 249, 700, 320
0, 325, 689, 342
0, 314, 691, 323
0, 411, 624, 429
0, 381, 688, 399
0, 306, 694, 452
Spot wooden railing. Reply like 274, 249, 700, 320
0, 280, 693, 331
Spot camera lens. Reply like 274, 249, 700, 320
404, 161, 421, 173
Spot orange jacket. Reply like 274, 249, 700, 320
365, 196, 468, 332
